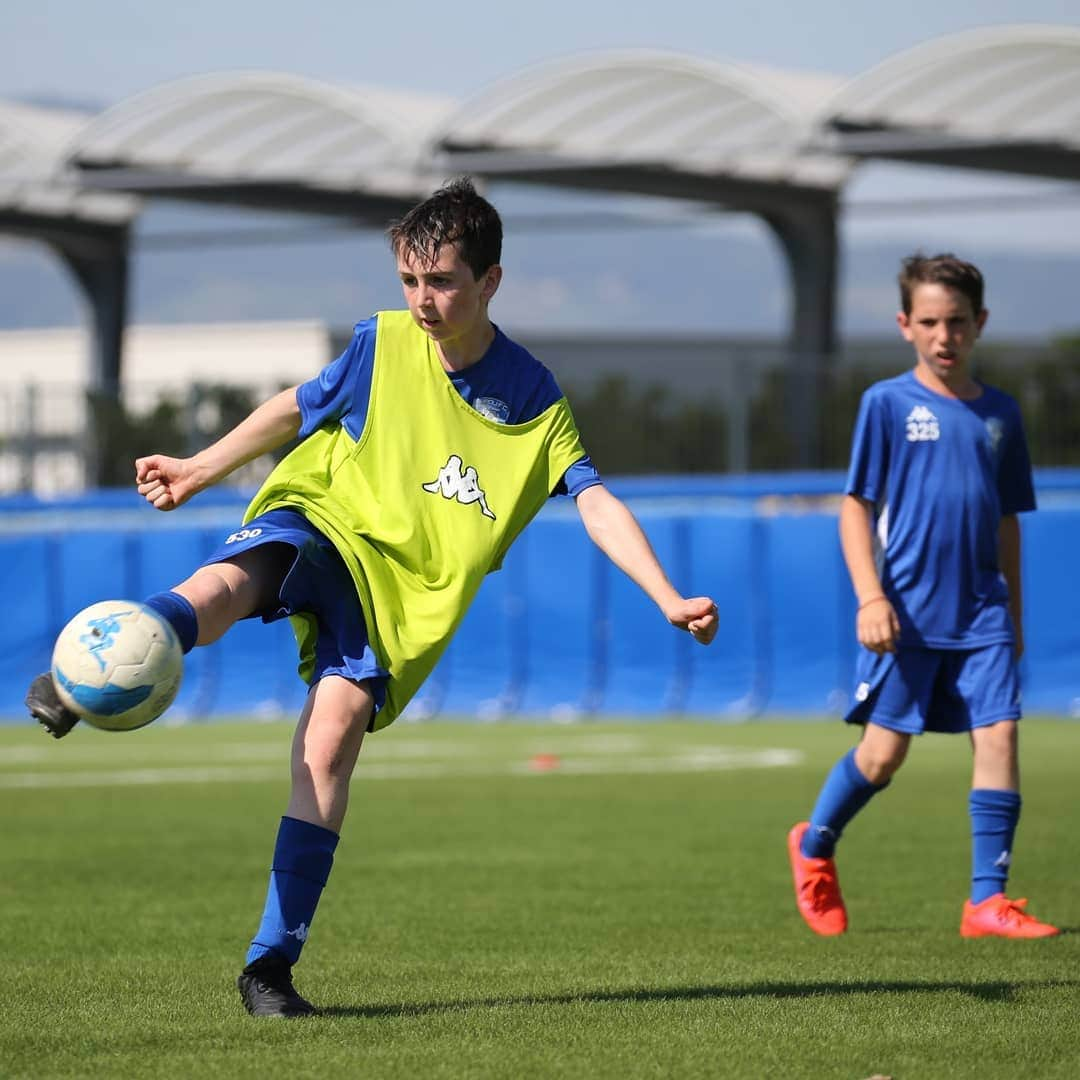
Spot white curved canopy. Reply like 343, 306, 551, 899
0, 101, 134, 224
434, 51, 850, 188
68, 72, 455, 192
822, 25, 1080, 146
0, 101, 88, 172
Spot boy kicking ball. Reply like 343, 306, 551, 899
27, 178, 719, 1016
788, 252, 1058, 940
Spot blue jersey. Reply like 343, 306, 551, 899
297, 317, 602, 497
845, 370, 1035, 649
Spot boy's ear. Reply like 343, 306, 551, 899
976, 308, 989, 335
896, 310, 912, 339
481, 264, 502, 302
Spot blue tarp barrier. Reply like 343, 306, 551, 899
2, 473, 1078, 722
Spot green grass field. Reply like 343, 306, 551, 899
2, 716, 1077, 1079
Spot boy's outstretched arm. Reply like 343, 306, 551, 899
574, 484, 718, 645
839, 494, 900, 653
135, 386, 302, 511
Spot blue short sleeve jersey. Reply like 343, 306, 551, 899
297, 317, 601, 497
845, 370, 1035, 648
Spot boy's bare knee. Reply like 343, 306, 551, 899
856, 727, 910, 785
174, 565, 229, 608
858, 753, 903, 785
297, 728, 361, 780
971, 719, 1019, 786
292, 682, 372, 786
172, 566, 242, 645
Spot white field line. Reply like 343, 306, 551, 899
0, 734, 651, 767
0, 738, 482, 767
0, 747, 802, 789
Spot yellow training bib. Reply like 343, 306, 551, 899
245, 310, 586, 727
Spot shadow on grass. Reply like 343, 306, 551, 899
319, 977, 1080, 1019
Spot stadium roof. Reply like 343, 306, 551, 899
4, 27, 1074, 471
433, 51, 851, 201
66, 72, 456, 219
0, 101, 134, 226
5, 28, 1079, 222
817, 24, 1080, 180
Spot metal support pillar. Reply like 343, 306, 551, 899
763, 196, 839, 469
51, 224, 131, 487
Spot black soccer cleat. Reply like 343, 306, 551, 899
26, 672, 81, 739
237, 956, 316, 1018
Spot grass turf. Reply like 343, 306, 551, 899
1, 716, 1077, 1079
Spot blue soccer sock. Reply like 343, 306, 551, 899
801, 748, 886, 858
969, 788, 1021, 904
246, 816, 340, 968
143, 590, 198, 654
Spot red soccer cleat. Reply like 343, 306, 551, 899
787, 821, 847, 936
960, 894, 1060, 939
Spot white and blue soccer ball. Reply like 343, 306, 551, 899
51, 600, 183, 732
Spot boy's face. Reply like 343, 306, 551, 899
897, 282, 987, 390
396, 242, 501, 346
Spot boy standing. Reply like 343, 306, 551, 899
787, 253, 1058, 939
26, 178, 719, 1014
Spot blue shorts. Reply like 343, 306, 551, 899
200, 508, 388, 712
845, 644, 1021, 735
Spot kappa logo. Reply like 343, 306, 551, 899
906, 405, 940, 442
423, 454, 496, 520
285, 922, 309, 942
993, 850, 1012, 870
985, 417, 1005, 454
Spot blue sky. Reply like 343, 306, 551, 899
4, 0, 1080, 336
6, 0, 1080, 103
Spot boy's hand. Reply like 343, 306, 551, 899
666, 597, 719, 646
857, 596, 900, 654
135, 455, 201, 511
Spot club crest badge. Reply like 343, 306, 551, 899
474, 397, 510, 424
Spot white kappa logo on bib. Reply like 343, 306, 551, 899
423, 454, 496, 520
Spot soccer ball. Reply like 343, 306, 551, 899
51, 600, 183, 732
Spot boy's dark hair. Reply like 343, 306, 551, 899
388, 177, 502, 279
898, 252, 985, 316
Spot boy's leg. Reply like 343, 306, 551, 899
788, 723, 907, 935
805, 723, 909, 856
170, 543, 295, 645
239, 674, 374, 1017
967, 719, 1020, 903
26, 544, 292, 737
962, 716, 1058, 938
285, 674, 374, 833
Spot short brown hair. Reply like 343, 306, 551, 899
898, 252, 985, 316
387, 177, 502, 279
